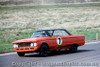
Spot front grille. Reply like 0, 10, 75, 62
18, 43, 30, 47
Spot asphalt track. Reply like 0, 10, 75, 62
0, 42, 100, 67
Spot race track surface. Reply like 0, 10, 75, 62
0, 42, 100, 67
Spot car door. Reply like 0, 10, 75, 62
52, 30, 70, 50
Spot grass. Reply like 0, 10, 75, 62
72, 30, 100, 41
0, 3, 100, 53
0, 28, 34, 53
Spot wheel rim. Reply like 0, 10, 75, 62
73, 46, 77, 52
43, 47, 47, 55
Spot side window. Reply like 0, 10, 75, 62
47, 31, 53, 36
53, 30, 62, 36
53, 30, 69, 36
61, 30, 69, 36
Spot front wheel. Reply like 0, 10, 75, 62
39, 45, 49, 57
69, 45, 78, 53
17, 52, 25, 57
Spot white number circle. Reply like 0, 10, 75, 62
57, 37, 62, 45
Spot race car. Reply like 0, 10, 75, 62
12, 29, 85, 57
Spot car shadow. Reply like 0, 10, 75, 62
24, 49, 95, 57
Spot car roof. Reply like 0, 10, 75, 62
35, 28, 72, 35
36, 28, 66, 32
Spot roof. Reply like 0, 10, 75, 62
35, 28, 72, 35
36, 28, 66, 32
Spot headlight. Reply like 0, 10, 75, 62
30, 43, 37, 47
30, 43, 34, 47
33, 43, 37, 47
13, 44, 18, 48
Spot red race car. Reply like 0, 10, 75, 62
12, 29, 85, 57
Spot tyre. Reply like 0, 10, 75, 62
39, 45, 49, 57
17, 52, 25, 57
69, 45, 78, 53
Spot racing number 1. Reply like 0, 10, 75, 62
57, 37, 62, 45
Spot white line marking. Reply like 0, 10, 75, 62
0, 41, 100, 56
85, 41, 100, 45
0, 52, 16, 56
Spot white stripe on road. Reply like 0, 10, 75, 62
0, 41, 100, 56
0, 52, 16, 56
85, 41, 100, 45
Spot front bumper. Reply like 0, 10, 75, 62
14, 47, 39, 52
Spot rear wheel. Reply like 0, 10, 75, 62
17, 52, 25, 57
69, 45, 78, 53
39, 45, 49, 57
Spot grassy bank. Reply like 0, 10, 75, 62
0, 4, 100, 53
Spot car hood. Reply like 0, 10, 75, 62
12, 37, 44, 44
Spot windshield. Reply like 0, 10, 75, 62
31, 30, 53, 38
